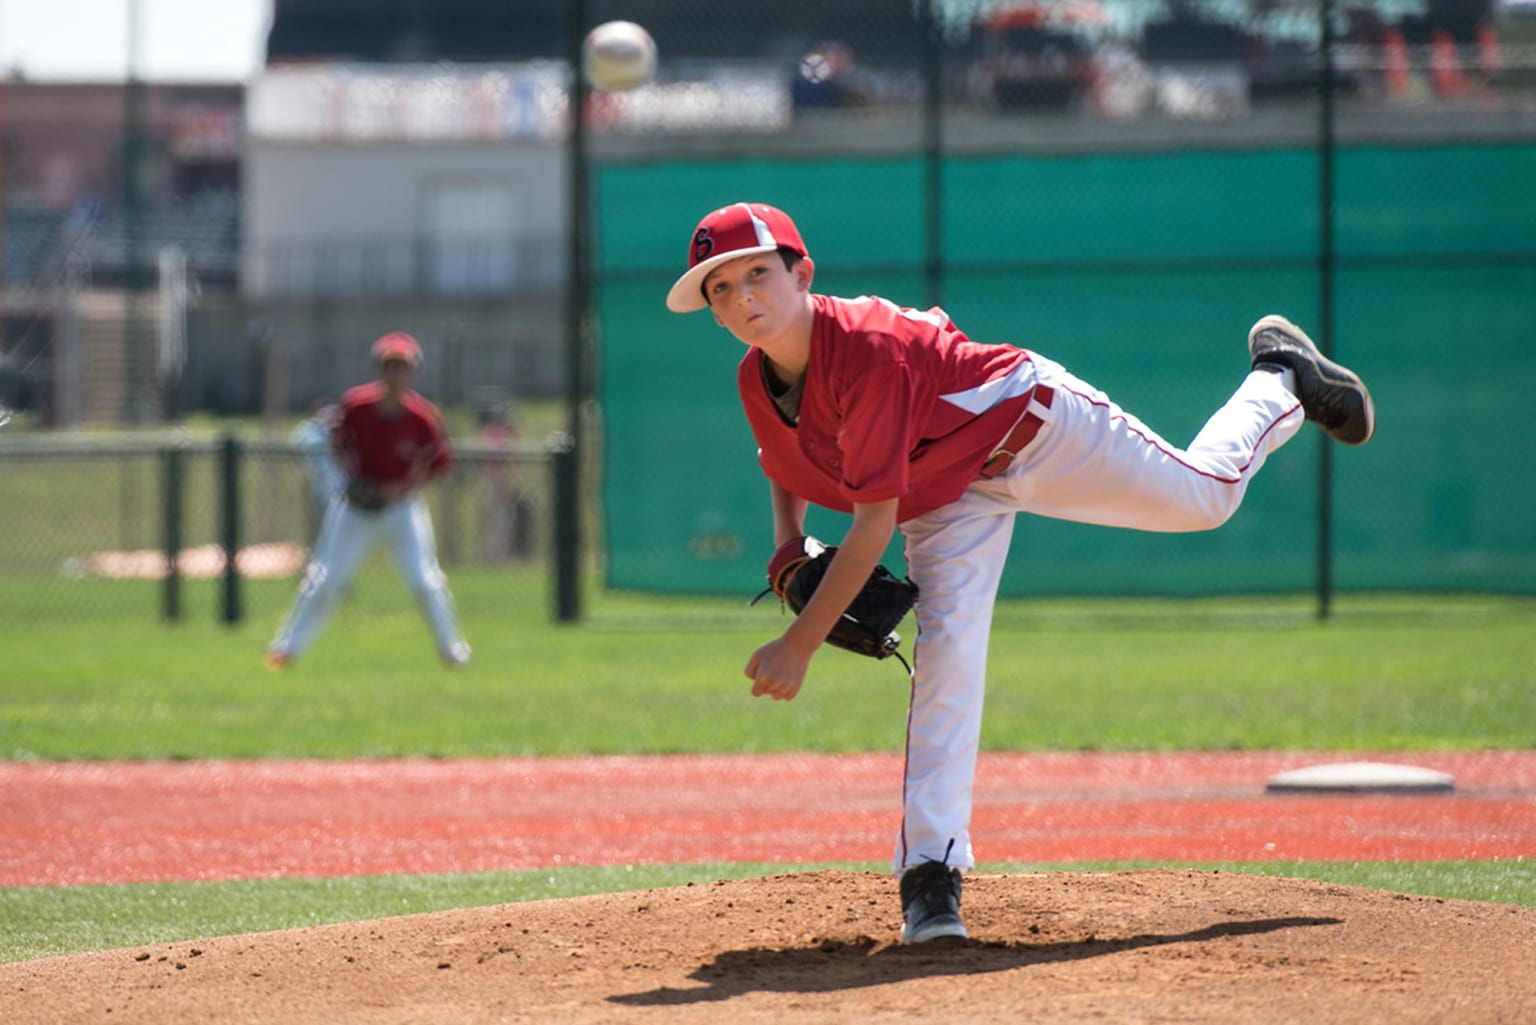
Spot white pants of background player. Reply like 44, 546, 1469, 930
893, 355, 1304, 875
269, 493, 471, 664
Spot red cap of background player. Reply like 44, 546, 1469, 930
665, 202, 808, 313
371, 331, 422, 366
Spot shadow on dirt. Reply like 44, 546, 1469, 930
608, 915, 1343, 1006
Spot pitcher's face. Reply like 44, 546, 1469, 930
703, 252, 813, 348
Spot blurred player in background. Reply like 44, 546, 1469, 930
666, 202, 1374, 944
476, 403, 521, 564
265, 332, 471, 670
291, 396, 346, 538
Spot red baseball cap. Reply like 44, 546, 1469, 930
371, 331, 422, 366
665, 202, 808, 313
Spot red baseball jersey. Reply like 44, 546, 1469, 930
335, 382, 453, 486
738, 293, 1039, 523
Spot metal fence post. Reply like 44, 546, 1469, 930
561, 0, 590, 625
921, 0, 945, 311
160, 441, 183, 622
219, 431, 242, 624
550, 433, 579, 623
1317, 0, 1337, 621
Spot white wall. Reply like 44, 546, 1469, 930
241, 140, 566, 298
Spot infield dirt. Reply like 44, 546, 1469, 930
4, 752, 1535, 1023
7, 868, 1535, 1024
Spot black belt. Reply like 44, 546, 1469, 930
976, 385, 1055, 480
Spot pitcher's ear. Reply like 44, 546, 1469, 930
796, 256, 815, 292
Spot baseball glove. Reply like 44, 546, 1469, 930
759, 535, 918, 664
345, 478, 386, 512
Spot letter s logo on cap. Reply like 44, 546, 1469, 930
691, 227, 714, 266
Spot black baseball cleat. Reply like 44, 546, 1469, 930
1248, 315, 1375, 446
899, 861, 968, 944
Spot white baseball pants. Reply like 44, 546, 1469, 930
893, 356, 1304, 874
269, 492, 470, 664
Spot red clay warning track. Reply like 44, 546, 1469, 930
3, 751, 1533, 887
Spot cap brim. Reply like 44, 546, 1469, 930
665, 244, 780, 313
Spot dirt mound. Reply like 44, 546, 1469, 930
7, 869, 1534, 1024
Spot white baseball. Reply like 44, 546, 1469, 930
582, 20, 657, 92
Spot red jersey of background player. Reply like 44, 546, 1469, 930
739, 293, 1038, 523
335, 381, 453, 487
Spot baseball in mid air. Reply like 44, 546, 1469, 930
582, 20, 657, 92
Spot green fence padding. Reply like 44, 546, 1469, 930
597, 144, 1536, 596
945, 149, 1321, 264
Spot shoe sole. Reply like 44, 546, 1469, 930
901, 916, 969, 944
1249, 315, 1375, 446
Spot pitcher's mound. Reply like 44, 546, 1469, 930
6, 870, 1534, 1024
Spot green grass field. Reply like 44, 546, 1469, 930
2, 582, 1533, 962
5, 581, 1532, 758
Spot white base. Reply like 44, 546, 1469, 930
1265, 761, 1455, 794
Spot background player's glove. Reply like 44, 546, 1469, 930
762, 535, 918, 663
345, 478, 386, 512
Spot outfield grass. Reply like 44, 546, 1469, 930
2, 585, 1532, 962
2, 582, 1532, 758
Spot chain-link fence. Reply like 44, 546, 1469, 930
0, 432, 561, 626
3, 1, 1534, 632
588, 0, 1536, 599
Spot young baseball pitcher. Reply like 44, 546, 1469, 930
666, 202, 1374, 944
265, 331, 471, 670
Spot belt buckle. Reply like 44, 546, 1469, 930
978, 447, 1015, 480
977, 384, 1053, 481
